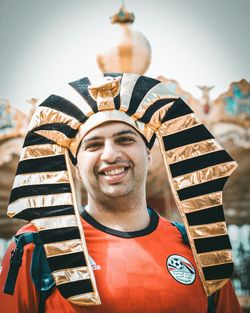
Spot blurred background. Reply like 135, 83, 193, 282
0, 0, 249, 310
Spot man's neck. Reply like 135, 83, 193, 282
84, 197, 150, 232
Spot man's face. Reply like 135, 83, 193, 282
77, 122, 150, 200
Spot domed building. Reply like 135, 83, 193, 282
96, 4, 151, 75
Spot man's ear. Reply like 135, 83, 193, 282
75, 165, 82, 181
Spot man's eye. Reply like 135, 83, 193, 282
85, 143, 102, 150
117, 137, 134, 143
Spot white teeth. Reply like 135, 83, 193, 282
104, 167, 125, 176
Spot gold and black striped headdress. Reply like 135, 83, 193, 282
7, 73, 237, 304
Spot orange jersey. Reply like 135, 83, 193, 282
0, 209, 242, 313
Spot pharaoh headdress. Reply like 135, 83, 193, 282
7, 73, 237, 305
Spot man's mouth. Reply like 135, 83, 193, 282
98, 165, 130, 183
103, 167, 126, 176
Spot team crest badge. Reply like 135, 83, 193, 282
166, 255, 196, 285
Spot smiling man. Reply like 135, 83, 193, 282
77, 122, 151, 233
0, 74, 242, 313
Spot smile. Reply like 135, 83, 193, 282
104, 167, 126, 176
98, 165, 130, 184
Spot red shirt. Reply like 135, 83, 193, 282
0, 209, 243, 313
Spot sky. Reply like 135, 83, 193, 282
0, 0, 249, 112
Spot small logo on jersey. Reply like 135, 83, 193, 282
166, 254, 196, 285
89, 255, 101, 270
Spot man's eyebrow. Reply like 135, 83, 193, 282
82, 129, 139, 144
82, 136, 103, 144
82, 130, 139, 144
112, 130, 139, 137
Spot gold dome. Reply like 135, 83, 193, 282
97, 5, 151, 75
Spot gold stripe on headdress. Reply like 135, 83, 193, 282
146, 101, 175, 132
7, 193, 73, 218
29, 106, 81, 131
52, 266, 90, 285
199, 250, 232, 267
206, 280, 230, 292
32, 215, 77, 231
44, 239, 83, 257
158, 113, 200, 136
166, 139, 223, 164
172, 162, 236, 190
68, 293, 101, 306
20, 144, 65, 160
13, 171, 69, 188
189, 222, 227, 239
181, 192, 223, 213
35, 130, 72, 148
119, 74, 140, 112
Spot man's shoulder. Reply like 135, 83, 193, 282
16, 223, 37, 235
157, 214, 189, 245
158, 214, 180, 229
157, 214, 183, 234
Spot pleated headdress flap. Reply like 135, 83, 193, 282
7, 73, 237, 301
7, 86, 101, 305
154, 98, 237, 295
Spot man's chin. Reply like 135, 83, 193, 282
101, 186, 133, 199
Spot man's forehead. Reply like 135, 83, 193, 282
82, 121, 139, 141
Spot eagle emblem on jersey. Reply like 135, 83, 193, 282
167, 255, 196, 285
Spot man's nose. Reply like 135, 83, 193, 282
100, 141, 122, 163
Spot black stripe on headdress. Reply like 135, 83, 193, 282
114, 93, 121, 110
57, 280, 94, 298
23, 131, 55, 147
194, 235, 232, 254
48, 252, 87, 272
104, 73, 124, 109
126, 76, 160, 116
147, 133, 156, 150
69, 77, 98, 113
16, 155, 67, 175
169, 150, 233, 178
138, 98, 177, 124
9, 184, 71, 204
177, 177, 228, 201
161, 98, 193, 122
40, 95, 88, 123
186, 205, 225, 226
15, 205, 75, 221
163, 125, 214, 151
39, 227, 80, 244
68, 150, 77, 166
203, 263, 234, 280
33, 123, 78, 139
